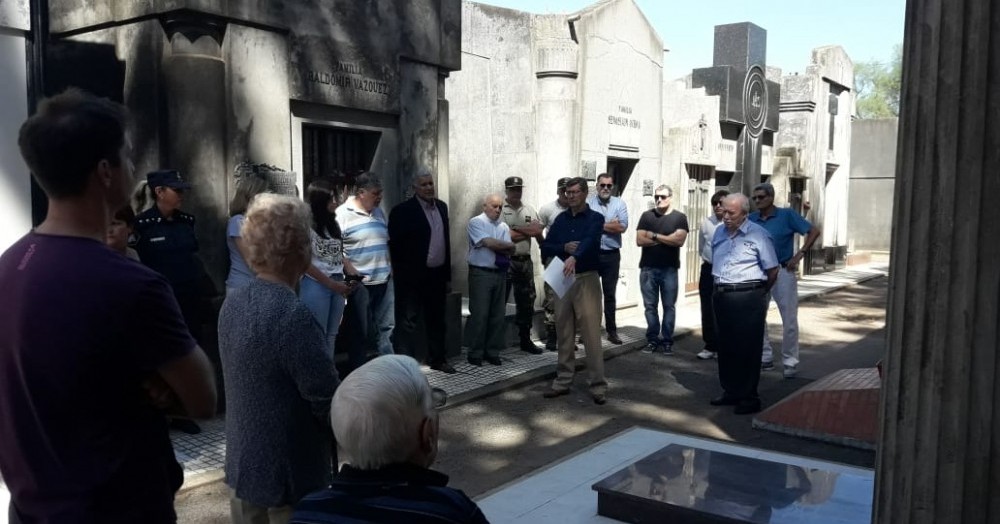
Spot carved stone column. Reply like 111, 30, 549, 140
533, 16, 579, 192
159, 13, 228, 289
874, 0, 1000, 522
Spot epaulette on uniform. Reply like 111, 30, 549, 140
176, 211, 195, 223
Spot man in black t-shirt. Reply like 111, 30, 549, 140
635, 185, 689, 355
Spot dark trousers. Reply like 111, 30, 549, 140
466, 265, 507, 360
713, 285, 769, 401
699, 263, 718, 351
505, 256, 537, 333
394, 267, 449, 365
597, 249, 621, 333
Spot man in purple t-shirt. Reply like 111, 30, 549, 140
0, 90, 217, 523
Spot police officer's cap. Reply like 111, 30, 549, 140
147, 169, 192, 190
557, 177, 572, 189
504, 176, 524, 189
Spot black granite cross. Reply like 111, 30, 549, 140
691, 22, 780, 196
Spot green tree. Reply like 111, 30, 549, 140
855, 44, 902, 119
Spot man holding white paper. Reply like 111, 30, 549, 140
540, 177, 608, 404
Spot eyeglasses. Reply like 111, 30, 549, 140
712, 201, 723, 206
654, 195, 670, 200
752, 195, 768, 200
599, 183, 614, 189
564, 189, 582, 196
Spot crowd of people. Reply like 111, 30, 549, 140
0, 89, 820, 522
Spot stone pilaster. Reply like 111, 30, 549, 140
533, 15, 578, 194
159, 12, 228, 290
874, 0, 1000, 522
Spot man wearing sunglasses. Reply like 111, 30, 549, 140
586, 173, 629, 345
635, 186, 689, 356
748, 183, 821, 378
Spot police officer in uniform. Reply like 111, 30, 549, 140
500, 176, 544, 354
134, 169, 208, 434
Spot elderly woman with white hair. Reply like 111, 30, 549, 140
291, 355, 488, 524
219, 193, 340, 524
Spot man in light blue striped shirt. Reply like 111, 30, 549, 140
586, 173, 629, 344
709, 193, 779, 415
336, 173, 394, 371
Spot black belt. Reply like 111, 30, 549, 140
600, 249, 620, 253
470, 265, 505, 273
511, 254, 531, 260
715, 281, 766, 293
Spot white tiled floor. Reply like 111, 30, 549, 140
476, 427, 874, 524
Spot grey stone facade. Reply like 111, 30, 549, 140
447, 0, 664, 303
44, 0, 461, 287
848, 118, 897, 252
773, 46, 855, 272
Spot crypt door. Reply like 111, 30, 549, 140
301, 124, 381, 194
684, 164, 715, 293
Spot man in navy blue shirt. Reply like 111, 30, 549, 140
541, 177, 609, 404
748, 183, 821, 378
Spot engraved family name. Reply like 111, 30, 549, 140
305, 62, 391, 96
608, 106, 641, 128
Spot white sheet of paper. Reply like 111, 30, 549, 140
543, 257, 575, 298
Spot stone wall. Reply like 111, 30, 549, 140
0, 0, 32, 252
848, 118, 897, 251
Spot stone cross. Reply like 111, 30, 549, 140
691, 22, 780, 196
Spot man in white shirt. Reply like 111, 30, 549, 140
465, 195, 515, 366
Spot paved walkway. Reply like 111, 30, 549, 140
167, 261, 889, 487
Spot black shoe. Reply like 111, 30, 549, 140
607, 332, 623, 345
543, 388, 570, 399
169, 418, 202, 435
467, 358, 483, 367
710, 395, 740, 406
734, 400, 762, 415
520, 337, 544, 355
545, 337, 558, 351
485, 356, 502, 366
431, 361, 457, 374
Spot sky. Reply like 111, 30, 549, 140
478, 0, 906, 80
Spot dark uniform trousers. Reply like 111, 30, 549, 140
394, 265, 449, 366
506, 255, 536, 332
712, 284, 769, 401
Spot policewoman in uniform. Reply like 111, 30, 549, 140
134, 169, 204, 339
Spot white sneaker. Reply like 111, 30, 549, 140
783, 365, 798, 378
696, 349, 717, 360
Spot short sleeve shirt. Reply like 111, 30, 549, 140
226, 214, 254, 289
500, 201, 538, 256
637, 209, 689, 269
0, 233, 196, 522
467, 213, 512, 268
711, 221, 780, 283
748, 207, 813, 263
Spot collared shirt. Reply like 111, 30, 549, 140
500, 200, 538, 256
466, 212, 512, 268
541, 206, 605, 273
699, 215, 723, 263
587, 195, 629, 250
711, 219, 779, 284
537, 199, 568, 235
748, 207, 813, 264
291, 463, 488, 524
335, 198, 391, 285
419, 197, 447, 268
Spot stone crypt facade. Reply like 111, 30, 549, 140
17, 0, 461, 287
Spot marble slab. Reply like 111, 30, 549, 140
477, 427, 872, 524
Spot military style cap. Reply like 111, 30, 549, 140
557, 177, 572, 189
147, 169, 192, 190
504, 176, 524, 188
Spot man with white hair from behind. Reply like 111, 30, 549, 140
291, 355, 489, 524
